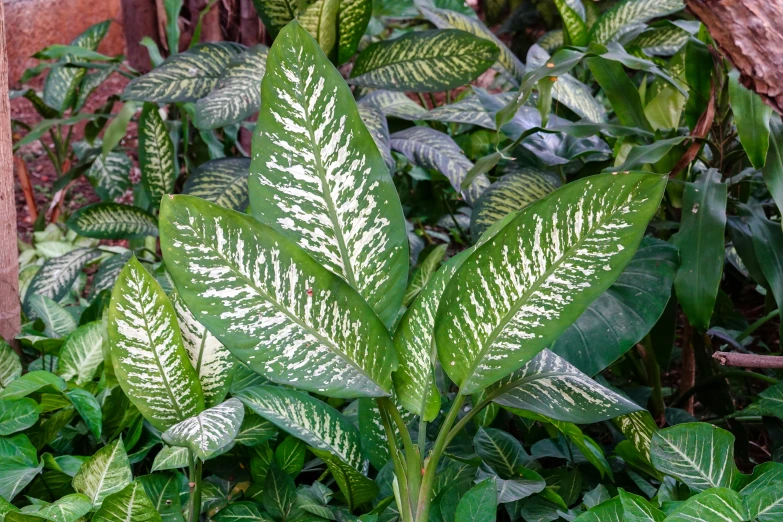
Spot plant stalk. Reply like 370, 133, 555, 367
188, 453, 203, 522
377, 400, 414, 522
378, 397, 421, 508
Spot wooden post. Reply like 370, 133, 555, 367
0, 0, 20, 343
120, 0, 163, 71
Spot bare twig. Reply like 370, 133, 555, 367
713, 352, 783, 369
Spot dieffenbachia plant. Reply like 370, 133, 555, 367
103, 19, 669, 521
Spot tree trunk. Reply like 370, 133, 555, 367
191, 0, 223, 43
686, 0, 783, 115
239, 0, 262, 46
0, 0, 20, 343
120, 0, 162, 71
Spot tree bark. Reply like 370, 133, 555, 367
0, 0, 20, 343
191, 0, 223, 43
686, 0, 783, 115
120, 0, 162, 71
239, 0, 260, 47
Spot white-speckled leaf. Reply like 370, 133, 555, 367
73, 439, 133, 507
159, 195, 397, 398
251, 0, 299, 37
236, 385, 363, 469
403, 243, 448, 308
310, 447, 378, 509
425, 92, 519, 129
613, 410, 658, 463
66, 203, 159, 239
25, 294, 77, 338
337, 0, 371, 64
182, 158, 250, 211
248, 21, 408, 328
162, 398, 244, 460
24, 248, 102, 314
490, 350, 642, 423
171, 293, 234, 407
629, 24, 692, 56
357, 103, 395, 172
108, 256, 205, 431
436, 172, 667, 394
195, 45, 269, 130
589, 0, 685, 44
86, 151, 132, 202
665, 489, 748, 522
358, 90, 429, 120
0, 340, 22, 392
139, 103, 177, 204
299, 0, 339, 57
358, 395, 416, 469
90, 251, 132, 299
151, 446, 190, 472
92, 481, 163, 522
58, 321, 105, 385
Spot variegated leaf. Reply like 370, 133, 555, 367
357, 103, 395, 172
435, 172, 667, 394
425, 91, 519, 129
403, 243, 447, 307
389, 126, 490, 204
151, 445, 190, 472
619, 490, 665, 522
22, 494, 93, 522
139, 103, 177, 203
0, 434, 43, 501
350, 29, 498, 92
86, 151, 132, 202
251, 0, 299, 37
57, 321, 104, 385
25, 294, 77, 338
90, 251, 132, 299
489, 350, 642, 423
236, 385, 363, 469
73, 439, 133, 507
24, 248, 102, 313
470, 167, 561, 240
358, 395, 416, 469
310, 448, 378, 509
75, 64, 118, 112
420, 5, 525, 85
92, 481, 163, 522
300, 0, 339, 57
248, 21, 408, 328
665, 489, 748, 522
160, 195, 397, 397
358, 90, 429, 120
66, 203, 159, 239
194, 45, 269, 130
108, 256, 205, 431
554, 0, 588, 46
613, 410, 658, 462
337, 0, 372, 64
162, 398, 244, 460
171, 293, 234, 407
123, 43, 245, 103
537, 30, 564, 53
182, 157, 250, 211
0, 340, 22, 392
575, 498, 623, 522
589, 0, 685, 44
629, 23, 693, 56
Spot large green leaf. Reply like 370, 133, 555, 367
436, 172, 666, 394
0, 340, 22, 392
73, 439, 133, 507
619, 489, 665, 522
92, 481, 163, 522
650, 423, 738, 492
337, 0, 371, 64
551, 237, 679, 376
0, 434, 43, 500
194, 45, 269, 130
251, 0, 299, 37
66, 388, 103, 439
665, 488, 748, 522
24, 248, 102, 312
587, 57, 652, 132
425, 92, 517, 129
86, 152, 132, 202
470, 168, 561, 240
300, 0, 339, 57
236, 385, 362, 469
474, 427, 529, 479
213, 502, 272, 522
349, 29, 498, 92
673, 170, 727, 332
745, 482, 783, 522
262, 464, 296, 519
67, 203, 158, 239
455, 478, 496, 522
25, 295, 77, 338
139, 103, 177, 204
162, 398, 244, 460
0, 371, 66, 400
90, 252, 132, 299
248, 21, 408, 328
762, 117, 783, 219
589, 0, 685, 44
151, 446, 189, 472
8, 493, 92, 522
123, 43, 245, 103
108, 256, 205, 431
310, 448, 378, 509
0, 399, 41, 436
403, 243, 448, 307
182, 158, 250, 211
160, 195, 396, 397
729, 70, 772, 169
574, 498, 622, 522
57, 321, 104, 385
420, 5, 525, 85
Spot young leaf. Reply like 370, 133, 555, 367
436, 172, 666, 394
248, 21, 408, 328
160, 195, 397, 398
455, 478, 497, 522
729, 70, 772, 169
67, 203, 159, 239
182, 157, 250, 211
57, 321, 104, 385
673, 170, 727, 332
299, 0, 339, 56
24, 248, 102, 313
108, 256, 205, 431
0, 371, 66, 400
665, 488, 748, 522
162, 398, 244, 460
73, 439, 133, 507
574, 497, 623, 521
618, 489, 665, 521
92, 481, 164, 522
349, 29, 498, 93
403, 244, 448, 308
25, 294, 77, 338
262, 464, 296, 519
274, 436, 306, 476
554, 0, 588, 46
23, 493, 93, 522
337, 0, 372, 64
139, 103, 177, 204
589, 0, 685, 44
650, 423, 738, 491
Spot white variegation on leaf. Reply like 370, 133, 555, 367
24, 248, 102, 313
424, 92, 520, 129
665, 489, 748, 522
299, 0, 339, 57
25, 294, 77, 338
358, 90, 429, 120
151, 445, 190, 472
90, 251, 132, 299
252, 0, 299, 37
159, 195, 396, 398
0, 340, 22, 392
86, 152, 132, 202
73, 439, 133, 507
588, 0, 685, 44
357, 104, 395, 173
92, 481, 163, 522
248, 21, 408, 329
28, 494, 93, 522
57, 321, 104, 385
171, 293, 234, 407
435, 172, 667, 394
162, 398, 244, 460
108, 256, 205, 431
66, 203, 159, 240
139, 103, 177, 204
336, 0, 371, 64
182, 158, 250, 211
236, 385, 363, 470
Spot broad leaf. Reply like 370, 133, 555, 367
436, 172, 666, 394
650, 423, 738, 491
425, 92, 517, 129
474, 427, 529, 479
0, 399, 41, 436
274, 436, 305, 475
86, 152, 132, 202
57, 321, 105, 385
235, 411, 277, 446
300, 0, 339, 56
0, 371, 66, 400
0, 434, 43, 500
574, 498, 623, 522
194, 45, 269, 129
762, 117, 783, 219
138, 472, 188, 522
251, 0, 298, 37
67, 203, 158, 239
349, 29, 498, 92
0, 340, 22, 392
619, 489, 665, 522
554, 0, 588, 46
16, 493, 92, 522
455, 478, 497, 522
357, 103, 395, 172
310, 448, 378, 510
66, 388, 103, 439
236, 385, 363, 469
248, 21, 408, 328
151, 446, 190, 472
139, 103, 177, 203
90, 252, 132, 299
108, 256, 205, 431
213, 502, 273, 522
729, 70, 772, 169
744, 479, 783, 522
73, 438, 133, 507
93, 481, 163, 522
263, 464, 296, 519
25, 295, 77, 338
182, 157, 250, 211
162, 398, 244, 460
589, 0, 685, 44
24, 248, 102, 313
665, 488, 748, 522
337, 0, 371, 64
358, 90, 429, 120
403, 243, 448, 308
123, 43, 244, 103
172, 293, 234, 407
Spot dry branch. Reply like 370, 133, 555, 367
713, 352, 783, 369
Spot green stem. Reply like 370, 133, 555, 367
378, 397, 421, 507
737, 309, 779, 342
377, 400, 413, 522
416, 93, 429, 110
188, 453, 203, 522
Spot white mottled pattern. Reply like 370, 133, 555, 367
162, 398, 244, 460
139, 105, 176, 200
73, 439, 132, 507
58, 321, 105, 385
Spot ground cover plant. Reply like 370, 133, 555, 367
7, 0, 783, 521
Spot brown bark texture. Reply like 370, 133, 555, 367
120, 0, 162, 71
0, 0, 21, 343
686, 0, 783, 115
